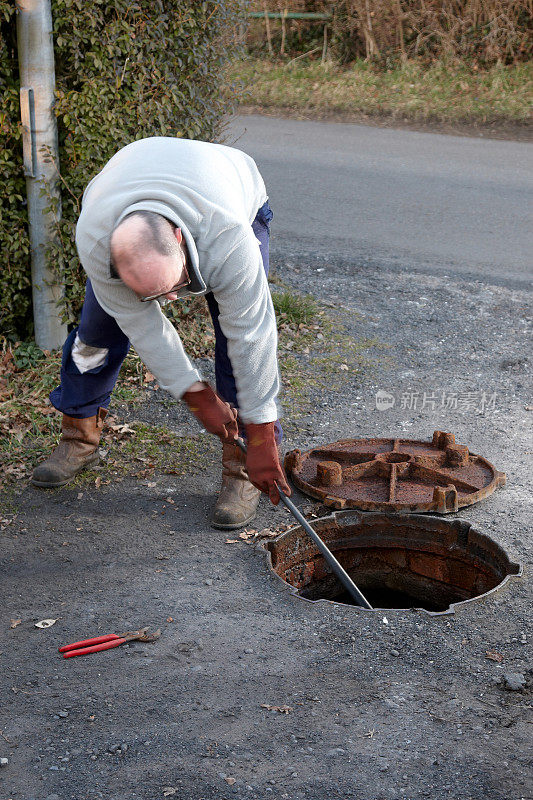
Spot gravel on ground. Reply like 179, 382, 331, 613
1, 244, 531, 800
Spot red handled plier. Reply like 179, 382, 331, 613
58, 626, 161, 658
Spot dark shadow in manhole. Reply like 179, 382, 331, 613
265, 511, 522, 615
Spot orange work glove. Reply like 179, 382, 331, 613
245, 422, 291, 505
182, 383, 238, 443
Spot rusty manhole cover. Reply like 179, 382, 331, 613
285, 431, 505, 513
265, 511, 521, 615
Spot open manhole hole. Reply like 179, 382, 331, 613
265, 511, 521, 615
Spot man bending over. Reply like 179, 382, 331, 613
32, 137, 290, 528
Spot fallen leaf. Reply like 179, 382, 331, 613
108, 422, 135, 435
239, 529, 256, 540
340, 363, 349, 371
35, 618, 57, 629
257, 528, 278, 538
94, 476, 101, 488
486, 651, 504, 662
10, 619, 22, 629
260, 704, 293, 714
225, 539, 238, 544
144, 371, 156, 383
224, 777, 236, 786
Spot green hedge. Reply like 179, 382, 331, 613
0, 0, 245, 340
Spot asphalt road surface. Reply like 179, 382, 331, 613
225, 114, 532, 288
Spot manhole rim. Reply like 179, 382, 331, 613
262, 510, 522, 617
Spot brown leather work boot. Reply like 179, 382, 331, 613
32, 408, 108, 488
210, 441, 261, 530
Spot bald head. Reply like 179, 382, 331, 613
110, 211, 187, 300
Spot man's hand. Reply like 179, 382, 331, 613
245, 422, 291, 505
182, 383, 238, 443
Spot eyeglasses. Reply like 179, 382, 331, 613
139, 265, 190, 303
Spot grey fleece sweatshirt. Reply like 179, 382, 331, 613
75, 137, 280, 424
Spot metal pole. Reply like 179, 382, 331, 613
248, 12, 331, 20
16, 0, 67, 350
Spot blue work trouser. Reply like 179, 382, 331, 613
50, 201, 282, 441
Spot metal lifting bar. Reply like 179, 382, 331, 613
235, 438, 373, 609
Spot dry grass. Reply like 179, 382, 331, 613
0, 301, 217, 487
229, 57, 532, 124
0, 289, 382, 491
246, 0, 532, 65
332, 0, 531, 65
0, 341, 153, 485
